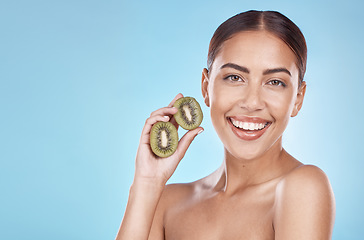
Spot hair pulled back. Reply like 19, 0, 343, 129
207, 10, 307, 84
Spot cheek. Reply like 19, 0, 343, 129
209, 89, 226, 123
209, 82, 236, 115
208, 82, 234, 128
266, 90, 296, 121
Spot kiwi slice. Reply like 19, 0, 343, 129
150, 121, 178, 158
173, 97, 203, 130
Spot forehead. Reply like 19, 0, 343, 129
211, 31, 298, 76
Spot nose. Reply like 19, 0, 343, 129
238, 83, 264, 112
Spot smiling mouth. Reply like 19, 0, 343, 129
227, 117, 271, 141
228, 117, 270, 131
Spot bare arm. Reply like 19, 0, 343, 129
117, 179, 164, 240
116, 94, 203, 240
273, 165, 336, 240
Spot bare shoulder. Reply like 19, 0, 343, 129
156, 180, 200, 213
149, 181, 198, 239
273, 164, 336, 239
278, 164, 332, 190
162, 182, 196, 203
276, 164, 335, 205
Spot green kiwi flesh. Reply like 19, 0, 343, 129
173, 97, 203, 130
150, 121, 178, 158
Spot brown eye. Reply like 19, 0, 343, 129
224, 75, 242, 82
268, 79, 286, 87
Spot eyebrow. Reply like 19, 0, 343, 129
220, 62, 291, 77
263, 68, 291, 76
220, 63, 249, 73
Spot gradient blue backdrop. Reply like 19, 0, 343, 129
1, 0, 363, 239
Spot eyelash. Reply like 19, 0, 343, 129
223, 75, 287, 88
267, 79, 286, 87
223, 75, 244, 82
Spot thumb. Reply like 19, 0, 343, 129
174, 127, 204, 160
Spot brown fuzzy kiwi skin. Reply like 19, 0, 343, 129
173, 97, 203, 130
149, 121, 178, 158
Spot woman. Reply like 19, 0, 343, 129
117, 10, 335, 239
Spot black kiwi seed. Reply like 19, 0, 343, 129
173, 97, 203, 130
150, 121, 178, 158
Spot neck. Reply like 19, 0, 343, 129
214, 138, 287, 194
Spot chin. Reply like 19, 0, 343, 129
225, 144, 267, 161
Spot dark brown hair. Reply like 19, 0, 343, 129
207, 10, 307, 85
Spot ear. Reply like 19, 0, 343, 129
201, 68, 210, 107
291, 81, 306, 117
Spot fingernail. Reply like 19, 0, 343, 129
164, 116, 169, 120
197, 129, 204, 135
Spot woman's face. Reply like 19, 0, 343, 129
202, 30, 306, 160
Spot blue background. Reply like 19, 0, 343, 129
1, 0, 363, 239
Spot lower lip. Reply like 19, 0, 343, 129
228, 118, 271, 141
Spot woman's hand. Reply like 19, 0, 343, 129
134, 93, 204, 187
115, 93, 203, 240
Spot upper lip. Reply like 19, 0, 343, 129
227, 116, 271, 124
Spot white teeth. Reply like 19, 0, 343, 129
230, 118, 267, 130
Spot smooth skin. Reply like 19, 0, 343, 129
116, 30, 335, 240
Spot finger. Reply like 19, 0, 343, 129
167, 93, 184, 107
167, 93, 183, 129
150, 106, 178, 117
169, 116, 179, 130
174, 127, 204, 160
